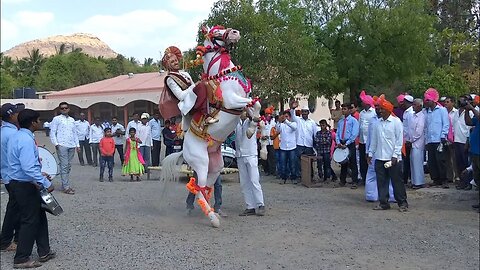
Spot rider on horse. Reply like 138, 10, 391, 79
159, 46, 218, 129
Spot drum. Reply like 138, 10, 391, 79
38, 147, 59, 178
40, 188, 64, 216
333, 148, 349, 164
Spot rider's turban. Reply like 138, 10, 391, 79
162, 46, 183, 70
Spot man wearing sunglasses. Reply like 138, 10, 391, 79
50, 102, 79, 195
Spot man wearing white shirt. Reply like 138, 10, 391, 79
111, 116, 125, 165
358, 91, 376, 184
149, 111, 162, 166
50, 102, 79, 194
75, 112, 93, 166
259, 108, 276, 175
89, 117, 104, 167
368, 99, 408, 212
137, 113, 153, 172
236, 111, 265, 216
276, 110, 298, 184
409, 99, 426, 188
126, 112, 141, 135
401, 95, 414, 184
444, 96, 458, 182
454, 95, 474, 189
289, 101, 317, 180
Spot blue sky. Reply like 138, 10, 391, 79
1, 0, 217, 61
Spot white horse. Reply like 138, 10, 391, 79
160, 25, 261, 227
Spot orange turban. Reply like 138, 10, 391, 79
380, 99, 394, 113
264, 106, 274, 115
474, 95, 480, 105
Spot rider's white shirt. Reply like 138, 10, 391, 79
166, 71, 197, 116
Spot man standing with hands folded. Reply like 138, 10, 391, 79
368, 98, 408, 212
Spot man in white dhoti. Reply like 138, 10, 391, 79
365, 96, 395, 202
409, 99, 426, 188
236, 111, 265, 216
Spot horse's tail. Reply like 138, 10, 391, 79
159, 151, 184, 182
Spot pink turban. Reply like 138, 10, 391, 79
396, 94, 405, 103
424, 88, 439, 103
360, 90, 374, 107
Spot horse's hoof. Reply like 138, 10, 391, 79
208, 212, 220, 228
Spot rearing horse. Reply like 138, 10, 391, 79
160, 25, 261, 227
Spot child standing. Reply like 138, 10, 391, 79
122, 128, 145, 181
99, 127, 115, 182
314, 119, 334, 182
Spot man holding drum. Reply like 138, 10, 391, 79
335, 103, 360, 189
8, 109, 56, 268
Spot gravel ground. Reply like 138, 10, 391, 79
1, 132, 479, 270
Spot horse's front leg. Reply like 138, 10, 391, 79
220, 82, 252, 109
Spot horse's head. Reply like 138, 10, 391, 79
201, 25, 241, 50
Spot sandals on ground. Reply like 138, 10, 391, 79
63, 188, 75, 195
13, 260, 42, 268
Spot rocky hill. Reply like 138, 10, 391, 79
3, 33, 118, 59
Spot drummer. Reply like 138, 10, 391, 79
7, 109, 56, 268
335, 103, 360, 188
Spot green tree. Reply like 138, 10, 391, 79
36, 55, 74, 91
67, 51, 109, 86
202, 0, 337, 107
315, 0, 436, 101
0, 70, 17, 98
407, 65, 469, 98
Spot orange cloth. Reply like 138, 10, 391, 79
380, 99, 394, 113
271, 127, 280, 149
99, 137, 115, 156
264, 106, 274, 115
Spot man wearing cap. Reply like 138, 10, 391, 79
0, 103, 23, 252
368, 98, 408, 212
289, 101, 318, 180
137, 113, 153, 173
358, 90, 376, 184
336, 103, 360, 188
8, 109, 56, 268
402, 94, 414, 184
424, 88, 450, 188
50, 102, 79, 195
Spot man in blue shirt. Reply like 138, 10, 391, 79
149, 111, 163, 166
464, 102, 480, 210
336, 103, 360, 188
8, 109, 56, 268
0, 103, 22, 252
424, 88, 450, 188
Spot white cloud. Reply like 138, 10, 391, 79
0, 18, 19, 49
171, 0, 218, 13
1, 0, 30, 4
15, 11, 54, 29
